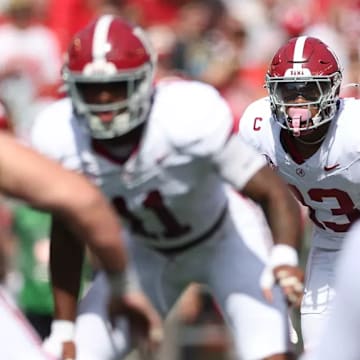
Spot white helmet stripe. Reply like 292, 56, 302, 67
292, 36, 307, 71
92, 15, 114, 60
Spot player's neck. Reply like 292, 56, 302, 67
291, 123, 330, 159
292, 138, 323, 159
92, 124, 145, 163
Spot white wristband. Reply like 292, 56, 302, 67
269, 244, 298, 268
50, 320, 75, 341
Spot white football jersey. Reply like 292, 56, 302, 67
31, 80, 266, 250
239, 97, 360, 249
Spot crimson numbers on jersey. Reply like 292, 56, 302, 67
289, 185, 360, 232
113, 190, 191, 238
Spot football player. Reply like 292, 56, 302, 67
31, 15, 304, 360
238, 35, 360, 351
0, 131, 160, 359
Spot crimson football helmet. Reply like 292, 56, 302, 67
265, 36, 342, 135
62, 15, 156, 139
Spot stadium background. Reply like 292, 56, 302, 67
0, 0, 358, 358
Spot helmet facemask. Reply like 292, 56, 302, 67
266, 72, 342, 137
63, 61, 154, 139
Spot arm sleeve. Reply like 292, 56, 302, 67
213, 135, 267, 190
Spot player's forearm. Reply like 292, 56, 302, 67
52, 286, 81, 321
242, 166, 302, 250
63, 191, 128, 275
50, 218, 85, 321
261, 188, 302, 250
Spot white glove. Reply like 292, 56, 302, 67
42, 320, 75, 359
260, 244, 304, 305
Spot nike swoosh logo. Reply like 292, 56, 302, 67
324, 164, 340, 171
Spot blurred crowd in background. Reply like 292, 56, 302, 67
0, 0, 358, 357
0, 0, 357, 136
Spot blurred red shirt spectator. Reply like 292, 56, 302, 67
125, 0, 186, 27
46, 0, 103, 53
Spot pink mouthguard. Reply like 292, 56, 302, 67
287, 107, 311, 137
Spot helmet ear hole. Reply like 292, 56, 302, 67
62, 15, 156, 139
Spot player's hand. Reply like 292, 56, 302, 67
274, 265, 304, 307
62, 341, 76, 360
260, 245, 304, 307
108, 291, 164, 356
261, 264, 304, 307
42, 320, 76, 360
